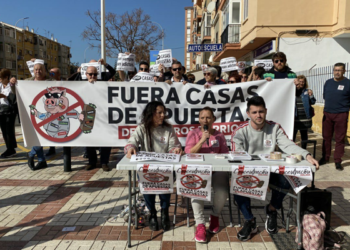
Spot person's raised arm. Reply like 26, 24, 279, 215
118, 70, 126, 81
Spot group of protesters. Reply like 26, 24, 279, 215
0, 50, 349, 242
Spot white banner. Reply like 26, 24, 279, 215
16, 79, 295, 147
137, 164, 173, 194
26, 61, 34, 77
220, 57, 239, 72
80, 62, 102, 80
116, 53, 135, 71
155, 49, 172, 68
230, 165, 270, 201
175, 164, 212, 201
130, 72, 154, 82
254, 59, 273, 71
271, 166, 312, 194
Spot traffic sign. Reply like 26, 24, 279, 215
187, 44, 223, 52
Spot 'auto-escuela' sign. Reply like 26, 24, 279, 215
187, 44, 223, 52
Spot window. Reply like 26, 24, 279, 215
5, 29, 10, 36
5, 44, 11, 53
244, 0, 249, 20
0, 42, 3, 52
232, 2, 241, 23
0, 27, 2, 35
25, 49, 29, 54
29, 50, 32, 55
187, 37, 190, 42
18, 36, 22, 42
6, 60, 12, 69
19, 49, 22, 56
12, 61, 16, 69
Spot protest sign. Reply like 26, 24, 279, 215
131, 152, 180, 163
254, 59, 273, 71
150, 65, 161, 76
155, 49, 172, 68
116, 53, 135, 71
201, 64, 208, 73
230, 165, 270, 201
271, 166, 312, 193
26, 61, 34, 77
80, 62, 102, 80
137, 164, 173, 194
175, 164, 212, 201
130, 72, 154, 82
237, 61, 247, 71
220, 57, 239, 72
16, 79, 295, 147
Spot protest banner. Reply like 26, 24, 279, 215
150, 65, 161, 76
16, 79, 295, 147
230, 165, 270, 201
254, 59, 273, 71
137, 164, 174, 194
80, 62, 102, 80
201, 64, 208, 72
130, 72, 154, 82
155, 49, 172, 68
271, 166, 312, 193
175, 164, 212, 201
26, 61, 34, 77
220, 57, 239, 72
116, 53, 135, 71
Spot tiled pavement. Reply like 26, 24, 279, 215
1, 128, 350, 249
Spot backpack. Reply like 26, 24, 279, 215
296, 212, 327, 250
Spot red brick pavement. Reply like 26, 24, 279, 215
0, 179, 64, 187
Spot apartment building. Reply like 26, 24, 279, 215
0, 22, 71, 79
189, 0, 350, 72
184, 6, 194, 72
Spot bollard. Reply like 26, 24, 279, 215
63, 147, 71, 172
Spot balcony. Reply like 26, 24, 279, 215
221, 24, 240, 46
204, 27, 211, 37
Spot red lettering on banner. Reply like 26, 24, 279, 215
279, 166, 285, 175
238, 165, 244, 175
143, 164, 149, 173
181, 165, 188, 175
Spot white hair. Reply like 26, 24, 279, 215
205, 67, 217, 78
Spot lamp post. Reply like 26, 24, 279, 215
84, 46, 90, 63
101, 0, 106, 71
15, 17, 29, 78
150, 21, 164, 50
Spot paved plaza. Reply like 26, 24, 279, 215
0, 127, 350, 249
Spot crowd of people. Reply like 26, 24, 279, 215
0, 51, 349, 242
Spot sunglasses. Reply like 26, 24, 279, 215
274, 59, 284, 63
140, 68, 149, 71
172, 67, 181, 71
203, 73, 211, 76
87, 73, 98, 77
188, 78, 194, 82
228, 81, 235, 83
45, 92, 64, 98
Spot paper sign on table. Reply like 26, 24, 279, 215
130, 151, 180, 162
230, 165, 270, 200
155, 49, 172, 68
175, 164, 212, 201
137, 164, 173, 194
116, 53, 135, 71
271, 166, 312, 193
80, 62, 102, 80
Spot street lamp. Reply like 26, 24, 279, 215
150, 21, 164, 50
84, 46, 90, 63
15, 17, 29, 79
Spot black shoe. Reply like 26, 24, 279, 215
335, 162, 344, 171
34, 161, 48, 170
45, 147, 56, 157
319, 157, 329, 165
148, 212, 159, 231
27, 153, 35, 170
1, 149, 16, 158
265, 205, 278, 234
161, 208, 170, 231
83, 153, 89, 158
85, 164, 96, 171
237, 217, 257, 241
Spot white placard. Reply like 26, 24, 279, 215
130, 152, 180, 162
116, 53, 135, 71
220, 57, 239, 72
80, 62, 102, 80
155, 49, 172, 68
137, 164, 174, 194
175, 164, 212, 201
26, 61, 35, 77
254, 59, 273, 71
237, 61, 247, 71
130, 72, 154, 82
150, 65, 161, 76
230, 165, 270, 201
271, 166, 312, 194
201, 64, 208, 73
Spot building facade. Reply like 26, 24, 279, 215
184, 6, 194, 72
0, 22, 71, 79
188, 0, 350, 72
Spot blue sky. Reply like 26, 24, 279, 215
0, 0, 191, 67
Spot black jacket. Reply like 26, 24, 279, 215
264, 66, 296, 79
196, 78, 226, 85
68, 64, 116, 81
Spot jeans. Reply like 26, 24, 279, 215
87, 147, 111, 165
234, 173, 291, 220
29, 146, 45, 162
143, 194, 171, 212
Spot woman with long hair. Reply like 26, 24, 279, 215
124, 101, 183, 231
294, 75, 316, 147
184, 107, 229, 243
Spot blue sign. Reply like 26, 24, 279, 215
150, 50, 159, 65
187, 44, 223, 52
254, 41, 273, 58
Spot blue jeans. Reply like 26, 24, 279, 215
143, 194, 171, 213
29, 146, 45, 162
234, 173, 291, 220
